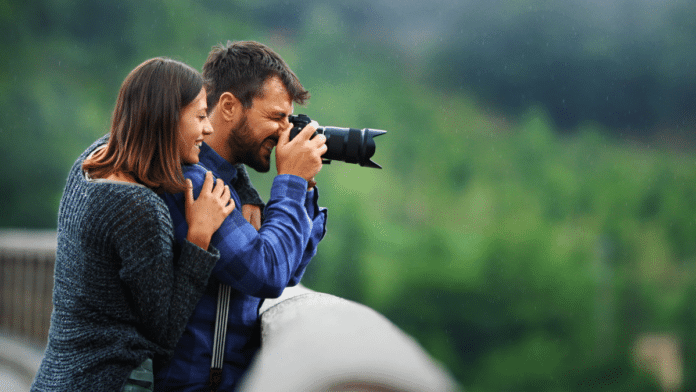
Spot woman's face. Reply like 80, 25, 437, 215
178, 88, 213, 164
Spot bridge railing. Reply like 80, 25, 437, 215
0, 229, 56, 344
0, 229, 461, 391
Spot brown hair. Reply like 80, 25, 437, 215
83, 57, 204, 193
202, 40, 309, 110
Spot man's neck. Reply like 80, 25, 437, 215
207, 110, 236, 165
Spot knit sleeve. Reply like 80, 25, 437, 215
110, 189, 219, 351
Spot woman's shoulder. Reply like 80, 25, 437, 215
67, 136, 159, 203
59, 137, 174, 243
64, 135, 109, 183
58, 176, 172, 249
94, 182, 167, 213
84, 184, 173, 238
76, 134, 110, 165
64, 169, 166, 219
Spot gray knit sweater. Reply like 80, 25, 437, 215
31, 137, 220, 391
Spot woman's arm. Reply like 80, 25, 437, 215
113, 189, 224, 352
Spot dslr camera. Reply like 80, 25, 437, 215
288, 114, 387, 169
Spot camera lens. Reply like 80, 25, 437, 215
288, 115, 386, 169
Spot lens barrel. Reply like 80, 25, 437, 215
288, 114, 386, 169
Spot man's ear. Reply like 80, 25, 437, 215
218, 92, 242, 122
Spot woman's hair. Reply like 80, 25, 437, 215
83, 57, 204, 193
202, 40, 309, 110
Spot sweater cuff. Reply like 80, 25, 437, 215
179, 239, 220, 281
270, 174, 308, 203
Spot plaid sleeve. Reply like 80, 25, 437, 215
176, 165, 315, 298
288, 186, 328, 286
212, 174, 314, 297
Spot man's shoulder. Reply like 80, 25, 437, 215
182, 163, 212, 185
159, 163, 212, 209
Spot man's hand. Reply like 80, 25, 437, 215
275, 121, 327, 182
242, 204, 262, 230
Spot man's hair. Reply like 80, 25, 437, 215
202, 40, 309, 110
83, 57, 204, 193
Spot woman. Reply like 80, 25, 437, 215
31, 58, 234, 392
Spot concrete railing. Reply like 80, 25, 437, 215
0, 229, 460, 391
0, 332, 44, 391
242, 286, 460, 391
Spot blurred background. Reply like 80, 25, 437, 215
2, 0, 696, 390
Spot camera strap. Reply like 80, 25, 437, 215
209, 283, 231, 392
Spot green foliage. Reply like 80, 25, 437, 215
427, 0, 696, 134
2, 1, 696, 391
300, 92, 696, 390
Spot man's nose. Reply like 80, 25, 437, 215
279, 117, 292, 134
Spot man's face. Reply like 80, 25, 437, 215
228, 76, 293, 173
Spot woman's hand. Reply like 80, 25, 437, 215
184, 171, 235, 249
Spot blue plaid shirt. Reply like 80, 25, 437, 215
154, 143, 327, 391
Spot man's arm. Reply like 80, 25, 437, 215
163, 165, 315, 298
240, 184, 326, 285
287, 186, 327, 285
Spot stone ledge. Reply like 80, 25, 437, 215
242, 288, 461, 392
0, 331, 44, 390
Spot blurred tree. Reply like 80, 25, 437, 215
428, 0, 696, 138
2, 1, 696, 390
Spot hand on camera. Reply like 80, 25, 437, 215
276, 121, 327, 183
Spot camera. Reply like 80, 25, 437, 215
288, 114, 387, 169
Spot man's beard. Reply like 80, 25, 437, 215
227, 114, 274, 173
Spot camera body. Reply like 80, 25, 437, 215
288, 114, 386, 169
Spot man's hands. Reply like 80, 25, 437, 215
185, 171, 235, 250
275, 121, 327, 185
239, 122, 325, 233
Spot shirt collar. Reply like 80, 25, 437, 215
198, 142, 238, 184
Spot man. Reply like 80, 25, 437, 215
155, 41, 328, 391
